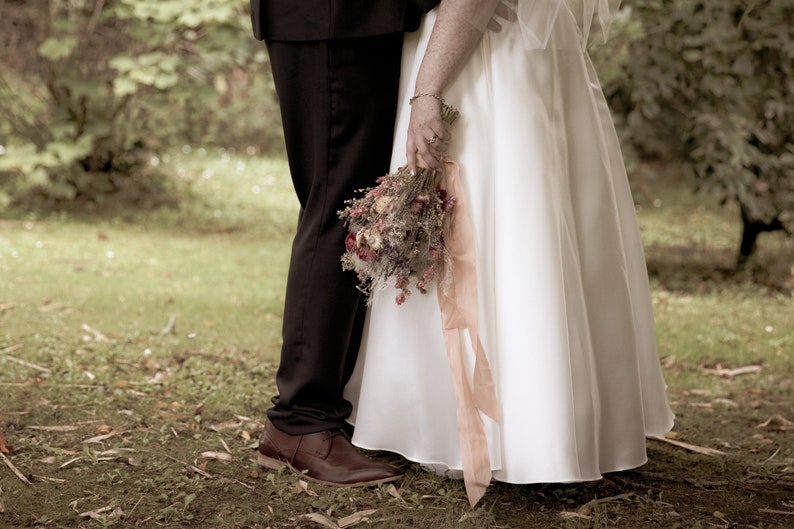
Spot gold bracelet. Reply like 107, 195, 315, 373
409, 92, 445, 105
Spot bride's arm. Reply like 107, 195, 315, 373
407, 0, 503, 172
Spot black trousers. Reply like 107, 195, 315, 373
265, 33, 404, 435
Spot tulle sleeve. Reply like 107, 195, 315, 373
516, 0, 621, 50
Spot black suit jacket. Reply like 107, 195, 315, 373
251, 0, 440, 41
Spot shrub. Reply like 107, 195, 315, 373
0, 0, 280, 209
616, 0, 794, 267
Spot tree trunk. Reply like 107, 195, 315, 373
737, 207, 785, 270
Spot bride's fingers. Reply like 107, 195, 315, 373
406, 137, 422, 174
406, 135, 439, 173
408, 133, 441, 172
406, 151, 416, 175
415, 140, 446, 171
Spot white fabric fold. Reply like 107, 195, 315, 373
516, 0, 621, 50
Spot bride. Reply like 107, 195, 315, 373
344, 0, 674, 506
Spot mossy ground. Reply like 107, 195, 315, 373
1, 152, 792, 528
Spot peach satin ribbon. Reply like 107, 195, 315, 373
437, 160, 501, 507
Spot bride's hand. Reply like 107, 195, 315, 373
406, 96, 451, 174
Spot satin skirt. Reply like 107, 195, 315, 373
344, 10, 674, 484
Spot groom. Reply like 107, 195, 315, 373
250, 0, 440, 486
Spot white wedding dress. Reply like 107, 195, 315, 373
344, 2, 674, 487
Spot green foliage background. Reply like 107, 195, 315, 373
613, 0, 794, 265
0, 0, 281, 208
1, 0, 793, 267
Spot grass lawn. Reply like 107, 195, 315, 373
1, 151, 793, 528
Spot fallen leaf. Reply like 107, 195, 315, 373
576, 493, 633, 517
142, 358, 161, 371
0, 431, 8, 453
560, 511, 591, 520
386, 484, 403, 501
60, 457, 84, 469
458, 511, 485, 524
32, 475, 67, 483
27, 425, 78, 432
38, 456, 59, 464
208, 420, 243, 432
338, 509, 377, 528
713, 398, 739, 408
39, 301, 70, 313
198, 451, 233, 462
81, 323, 108, 342
160, 314, 177, 335
147, 372, 168, 384
84, 430, 126, 444
758, 415, 794, 431
95, 424, 113, 435
707, 365, 762, 378
94, 449, 136, 456
79, 505, 121, 520
299, 513, 338, 529
157, 410, 187, 421
690, 402, 713, 409
165, 454, 213, 477
295, 479, 318, 497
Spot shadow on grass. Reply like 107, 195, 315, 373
634, 161, 794, 295
1, 149, 299, 239
646, 241, 794, 295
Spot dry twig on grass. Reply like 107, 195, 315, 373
651, 435, 727, 456
1, 452, 32, 484
2, 354, 50, 373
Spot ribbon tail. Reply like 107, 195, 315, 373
442, 328, 492, 507
436, 160, 500, 506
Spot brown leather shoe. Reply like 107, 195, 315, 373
257, 422, 401, 486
